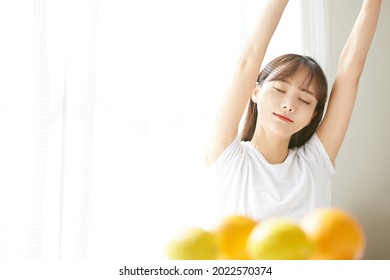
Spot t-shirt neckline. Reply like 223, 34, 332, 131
243, 140, 294, 167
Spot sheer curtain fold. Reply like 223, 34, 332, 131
59, 0, 98, 260
0, 0, 36, 260
30, 0, 50, 260
302, 0, 329, 74
0, 0, 98, 259
0, 0, 328, 260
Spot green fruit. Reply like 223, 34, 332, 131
246, 218, 315, 260
165, 227, 218, 260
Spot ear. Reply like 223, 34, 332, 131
251, 84, 260, 103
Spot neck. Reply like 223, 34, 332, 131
250, 129, 290, 164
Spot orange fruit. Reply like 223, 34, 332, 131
300, 208, 365, 260
165, 227, 218, 260
246, 218, 315, 260
212, 215, 258, 260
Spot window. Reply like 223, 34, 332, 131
0, 0, 326, 260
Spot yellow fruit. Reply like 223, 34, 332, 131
212, 215, 258, 260
300, 208, 365, 260
246, 218, 315, 260
165, 227, 218, 260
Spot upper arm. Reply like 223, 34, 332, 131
205, 0, 290, 165
317, 0, 381, 165
317, 73, 360, 165
205, 58, 260, 166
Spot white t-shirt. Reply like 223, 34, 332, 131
209, 133, 336, 222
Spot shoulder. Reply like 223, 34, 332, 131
296, 133, 336, 175
208, 136, 247, 170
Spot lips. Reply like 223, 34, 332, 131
273, 113, 293, 122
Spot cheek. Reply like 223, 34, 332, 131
257, 95, 272, 113
303, 109, 317, 126
255, 101, 269, 123
258, 91, 276, 106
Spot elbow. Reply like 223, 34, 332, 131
335, 68, 361, 89
337, 51, 368, 81
236, 52, 261, 75
337, 60, 364, 82
237, 42, 266, 71
237, 53, 253, 69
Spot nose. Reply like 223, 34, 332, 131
281, 99, 294, 112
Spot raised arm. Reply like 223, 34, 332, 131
206, 0, 289, 165
317, 0, 381, 165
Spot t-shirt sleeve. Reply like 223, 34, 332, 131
303, 133, 336, 177
209, 135, 244, 172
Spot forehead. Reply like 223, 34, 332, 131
267, 66, 318, 97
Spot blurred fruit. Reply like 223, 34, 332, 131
246, 218, 315, 260
212, 215, 258, 260
300, 208, 365, 260
165, 227, 218, 260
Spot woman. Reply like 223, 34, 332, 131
206, 0, 381, 221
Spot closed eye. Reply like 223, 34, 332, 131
272, 86, 286, 93
299, 98, 311, 105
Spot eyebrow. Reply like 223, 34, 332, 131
275, 78, 315, 96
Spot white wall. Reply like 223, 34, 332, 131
327, 0, 390, 259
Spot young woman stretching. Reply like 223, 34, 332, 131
206, 0, 381, 221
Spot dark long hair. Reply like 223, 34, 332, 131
241, 54, 328, 148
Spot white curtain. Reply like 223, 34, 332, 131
0, 0, 326, 260
0, 0, 98, 259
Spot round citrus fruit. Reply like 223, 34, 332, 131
212, 214, 258, 260
300, 208, 365, 260
246, 218, 315, 260
165, 227, 218, 260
